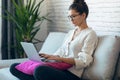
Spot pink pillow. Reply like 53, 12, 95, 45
15, 60, 72, 75
45, 62, 72, 70
15, 60, 45, 75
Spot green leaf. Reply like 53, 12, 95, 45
4, 0, 49, 57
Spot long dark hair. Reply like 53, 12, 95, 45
69, 0, 89, 18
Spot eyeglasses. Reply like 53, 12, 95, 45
68, 14, 80, 20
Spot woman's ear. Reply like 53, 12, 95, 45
82, 13, 86, 19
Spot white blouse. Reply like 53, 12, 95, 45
54, 27, 98, 78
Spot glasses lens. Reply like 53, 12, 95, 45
68, 14, 80, 20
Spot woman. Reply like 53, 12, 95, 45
10, 0, 98, 80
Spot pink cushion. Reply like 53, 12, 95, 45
15, 60, 72, 75
45, 62, 72, 70
15, 60, 45, 75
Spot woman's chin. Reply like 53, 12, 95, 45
72, 23, 78, 26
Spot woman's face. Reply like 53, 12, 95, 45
68, 9, 85, 27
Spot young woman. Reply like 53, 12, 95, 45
10, 0, 98, 80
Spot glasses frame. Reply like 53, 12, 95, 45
68, 14, 80, 20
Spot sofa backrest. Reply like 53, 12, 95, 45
39, 32, 66, 54
39, 32, 120, 80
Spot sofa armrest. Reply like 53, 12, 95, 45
0, 58, 28, 69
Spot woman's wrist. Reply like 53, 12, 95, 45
58, 57, 63, 62
56, 55, 60, 57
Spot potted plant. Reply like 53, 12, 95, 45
4, 0, 48, 57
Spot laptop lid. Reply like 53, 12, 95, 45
20, 42, 42, 62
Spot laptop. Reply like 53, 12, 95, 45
20, 42, 56, 62
20, 42, 45, 62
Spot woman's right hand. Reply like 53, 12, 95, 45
39, 53, 61, 61
39, 53, 51, 59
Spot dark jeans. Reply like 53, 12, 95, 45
10, 63, 81, 80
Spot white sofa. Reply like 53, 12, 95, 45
0, 32, 120, 80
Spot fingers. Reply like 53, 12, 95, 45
39, 53, 59, 60
39, 54, 45, 57
39, 54, 50, 59
39, 53, 46, 57
39, 53, 45, 56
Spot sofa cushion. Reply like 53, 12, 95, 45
39, 32, 66, 54
0, 68, 19, 80
82, 36, 120, 80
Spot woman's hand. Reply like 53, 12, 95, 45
39, 53, 61, 61
39, 53, 75, 65
39, 53, 51, 59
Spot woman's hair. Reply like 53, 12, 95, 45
69, 0, 89, 18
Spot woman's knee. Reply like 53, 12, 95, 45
33, 66, 53, 79
34, 66, 49, 75
9, 63, 20, 74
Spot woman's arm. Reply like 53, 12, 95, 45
40, 53, 75, 65
58, 57, 75, 65
74, 31, 98, 69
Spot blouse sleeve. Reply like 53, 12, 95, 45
74, 31, 98, 69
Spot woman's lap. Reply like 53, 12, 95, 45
10, 63, 80, 80
34, 65, 80, 80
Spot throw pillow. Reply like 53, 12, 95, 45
82, 36, 120, 80
15, 60, 72, 75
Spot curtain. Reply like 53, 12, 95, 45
1, 0, 18, 59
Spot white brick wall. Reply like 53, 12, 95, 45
46, 0, 73, 32
86, 0, 120, 35
46, 0, 120, 36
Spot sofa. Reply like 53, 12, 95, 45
0, 32, 120, 80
